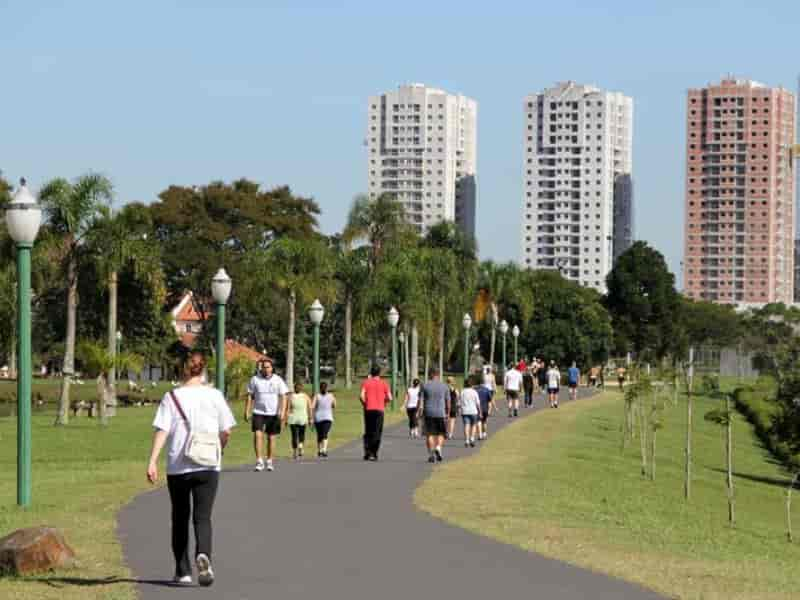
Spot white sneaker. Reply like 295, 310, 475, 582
254, 460, 264, 472
173, 574, 192, 585
266, 460, 274, 472
196, 553, 214, 587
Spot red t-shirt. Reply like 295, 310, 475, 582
361, 377, 391, 412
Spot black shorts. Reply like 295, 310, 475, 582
569, 382, 577, 389
507, 390, 519, 400
424, 416, 447, 436
315, 419, 332, 442
252, 414, 281, 435
449, 404, 459, 418
548, 386, 559, 394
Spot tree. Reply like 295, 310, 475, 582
76, 340, 144, 425
342, 193, 409, 270
605, 241, 680, 361
702, 375, 735, 526
334, 243, 370, 388
40, 173, 113, 425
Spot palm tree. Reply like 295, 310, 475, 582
342, 193, 409, 270
40, 174, 112, 425
77, 340, 144, 425
335, 244, 369, 388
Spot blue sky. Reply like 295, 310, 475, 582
2, 1, 799, 279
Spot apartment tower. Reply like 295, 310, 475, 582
367, 84, 478, 238
521, 82, 633, 293
683, 78, 796, 304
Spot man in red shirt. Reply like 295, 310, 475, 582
360, 365, 392, 461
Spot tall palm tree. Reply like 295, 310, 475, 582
476, 261, 518, 368
342, 193, 408, 270
40, 173, 112, 425
335, 244, 369, 388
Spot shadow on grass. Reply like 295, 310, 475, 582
21, 575, 187, 588
707, 467, 797, 489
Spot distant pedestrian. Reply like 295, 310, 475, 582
522, 367, 534, 407
617, 366, 626, 390
245, 359, 289, 472
405, 378, 421, 438
504, 363, 523, 417
360, 365, 391, 461
147, 351, 235, 587
459, 375, 481, 447
589, 366, 599, 388
568, 362, 580, 401
546, 361, 561, 408
446, 376, 459, 439
475, 379, 494, 440
537, 360, 547, 395
311, 381, 336, 458
287, 382, 312, 460
419, 368, 450, 463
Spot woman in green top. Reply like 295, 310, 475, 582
287, 382, 313, 459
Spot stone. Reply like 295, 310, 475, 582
0, 526, 76, 576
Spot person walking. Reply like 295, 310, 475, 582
475, 378, 494, 440
446, 376, 459, 440
459, 375, 481, 447
287, 382, 312, 460
147, 351, 236, 587
311, 381, 336, 458
589, 365, 599, 388
522, 366, 534, 408
405, 378, 421, 438
617, 365, 626, 390
244, 358, 289, 472
567, 362, 580, 401
537, 359, 547, 397
504, 362, 523, 417
546, 361, 561, 408
419, 368, 450, 463
360, 365, 391, 461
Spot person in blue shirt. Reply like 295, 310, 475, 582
567, 362, 580, 401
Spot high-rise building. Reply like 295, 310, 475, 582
682, 78, 796, 305
366, 84, 478, 238
794, 238, 800, 303
613, 174, 635, 262
520, 82, 633, 293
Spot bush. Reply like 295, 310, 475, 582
734, 380, 800, 469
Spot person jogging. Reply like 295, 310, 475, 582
245, 358, 289, 472
546, 361, 561, 408
287, 382, 312, 460
475, 379, 494, 440
567, 362, 580, 401
419, 368, 450, 463
522, 366, 534, 408
446, 376, 459, 440
360, 365, 391, 461
504, 363, 523, 417
459, 375, 481, 447
405, 378, 421, 438
311, 381, 336, 458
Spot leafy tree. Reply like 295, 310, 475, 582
605, 241, 680, 361
40, 173, 113, 425
334, 242, 370, 388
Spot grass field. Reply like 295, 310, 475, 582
0, 382, 400, 600
416, 389, 800, 600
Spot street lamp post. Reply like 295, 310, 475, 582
387, 307, 399, 410
211, 269, 232, 395
398, 331, 405, 388
308, 299, 324, 396
499, 319, 509, 381
116, 329, 122, 358
462, 313, 472, 384
512, 325, 520, 365
7, 179, 42, 508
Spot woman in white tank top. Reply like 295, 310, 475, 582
311, 381, 336, 458
405, 379, 421, 438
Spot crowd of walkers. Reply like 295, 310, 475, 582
145, 349, 601, 586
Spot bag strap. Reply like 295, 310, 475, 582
169, 390, 190, 429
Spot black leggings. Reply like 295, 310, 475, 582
315, 420, 332, 443
167, 471, 219, 578
407, 408, 418, 430
290, 424, 306, 449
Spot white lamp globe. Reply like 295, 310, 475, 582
462, 313, 472, 330
512, 325, 520, 338
211, 268, 232, 305
387, 306, 399, 328
499, 319, 509, 335
308, 298, 325, 325
6, 178, 41, 245
398, 331, 405, 343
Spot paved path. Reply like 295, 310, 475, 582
118, 387, 665, 599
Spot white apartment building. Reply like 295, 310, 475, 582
367, 84, 478, 237
521, 82, 633, 293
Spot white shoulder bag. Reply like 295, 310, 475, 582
170, 390, 221, 467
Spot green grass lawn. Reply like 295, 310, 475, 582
416, 389, 800, 600
0, 381, 401, 600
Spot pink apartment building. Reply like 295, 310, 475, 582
683, 78, 796, 305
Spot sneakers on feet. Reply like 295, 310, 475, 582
434, 448, 443, 462
173, 575, 192, 585
196, 553, 214, 587
266, 460, 274, 472
469, 440, 476, 448
254, 460, 264, 472
464, 441, 470, 448
428, 455, 436, 463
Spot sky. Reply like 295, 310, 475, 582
2, 0, 799, 281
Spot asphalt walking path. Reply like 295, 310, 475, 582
118, 386, 665, 599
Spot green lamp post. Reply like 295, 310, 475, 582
462, 313, 472, 385
512, 324, 520, 365
308, 299, 324, 396
499, 319, 509, 381
398, 330, 405, 388
387, 306, 399, 410
7, 178, 42, 508
211, 268, 232, 395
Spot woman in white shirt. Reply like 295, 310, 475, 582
460, 374, 482, 447
405, 378, 421, 438
147, 352, 236, 587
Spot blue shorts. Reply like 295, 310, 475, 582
462, 414, 478, 426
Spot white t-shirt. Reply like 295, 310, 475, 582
406, 387, 420, 409
482, 372, 495, 391
504, 368, 523, 391
247, 374, 289, 415
547, 369, 561, 389
152, 386, 236, 475
460, 388, 480, 415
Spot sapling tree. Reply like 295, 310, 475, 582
701, 375, 735, 526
